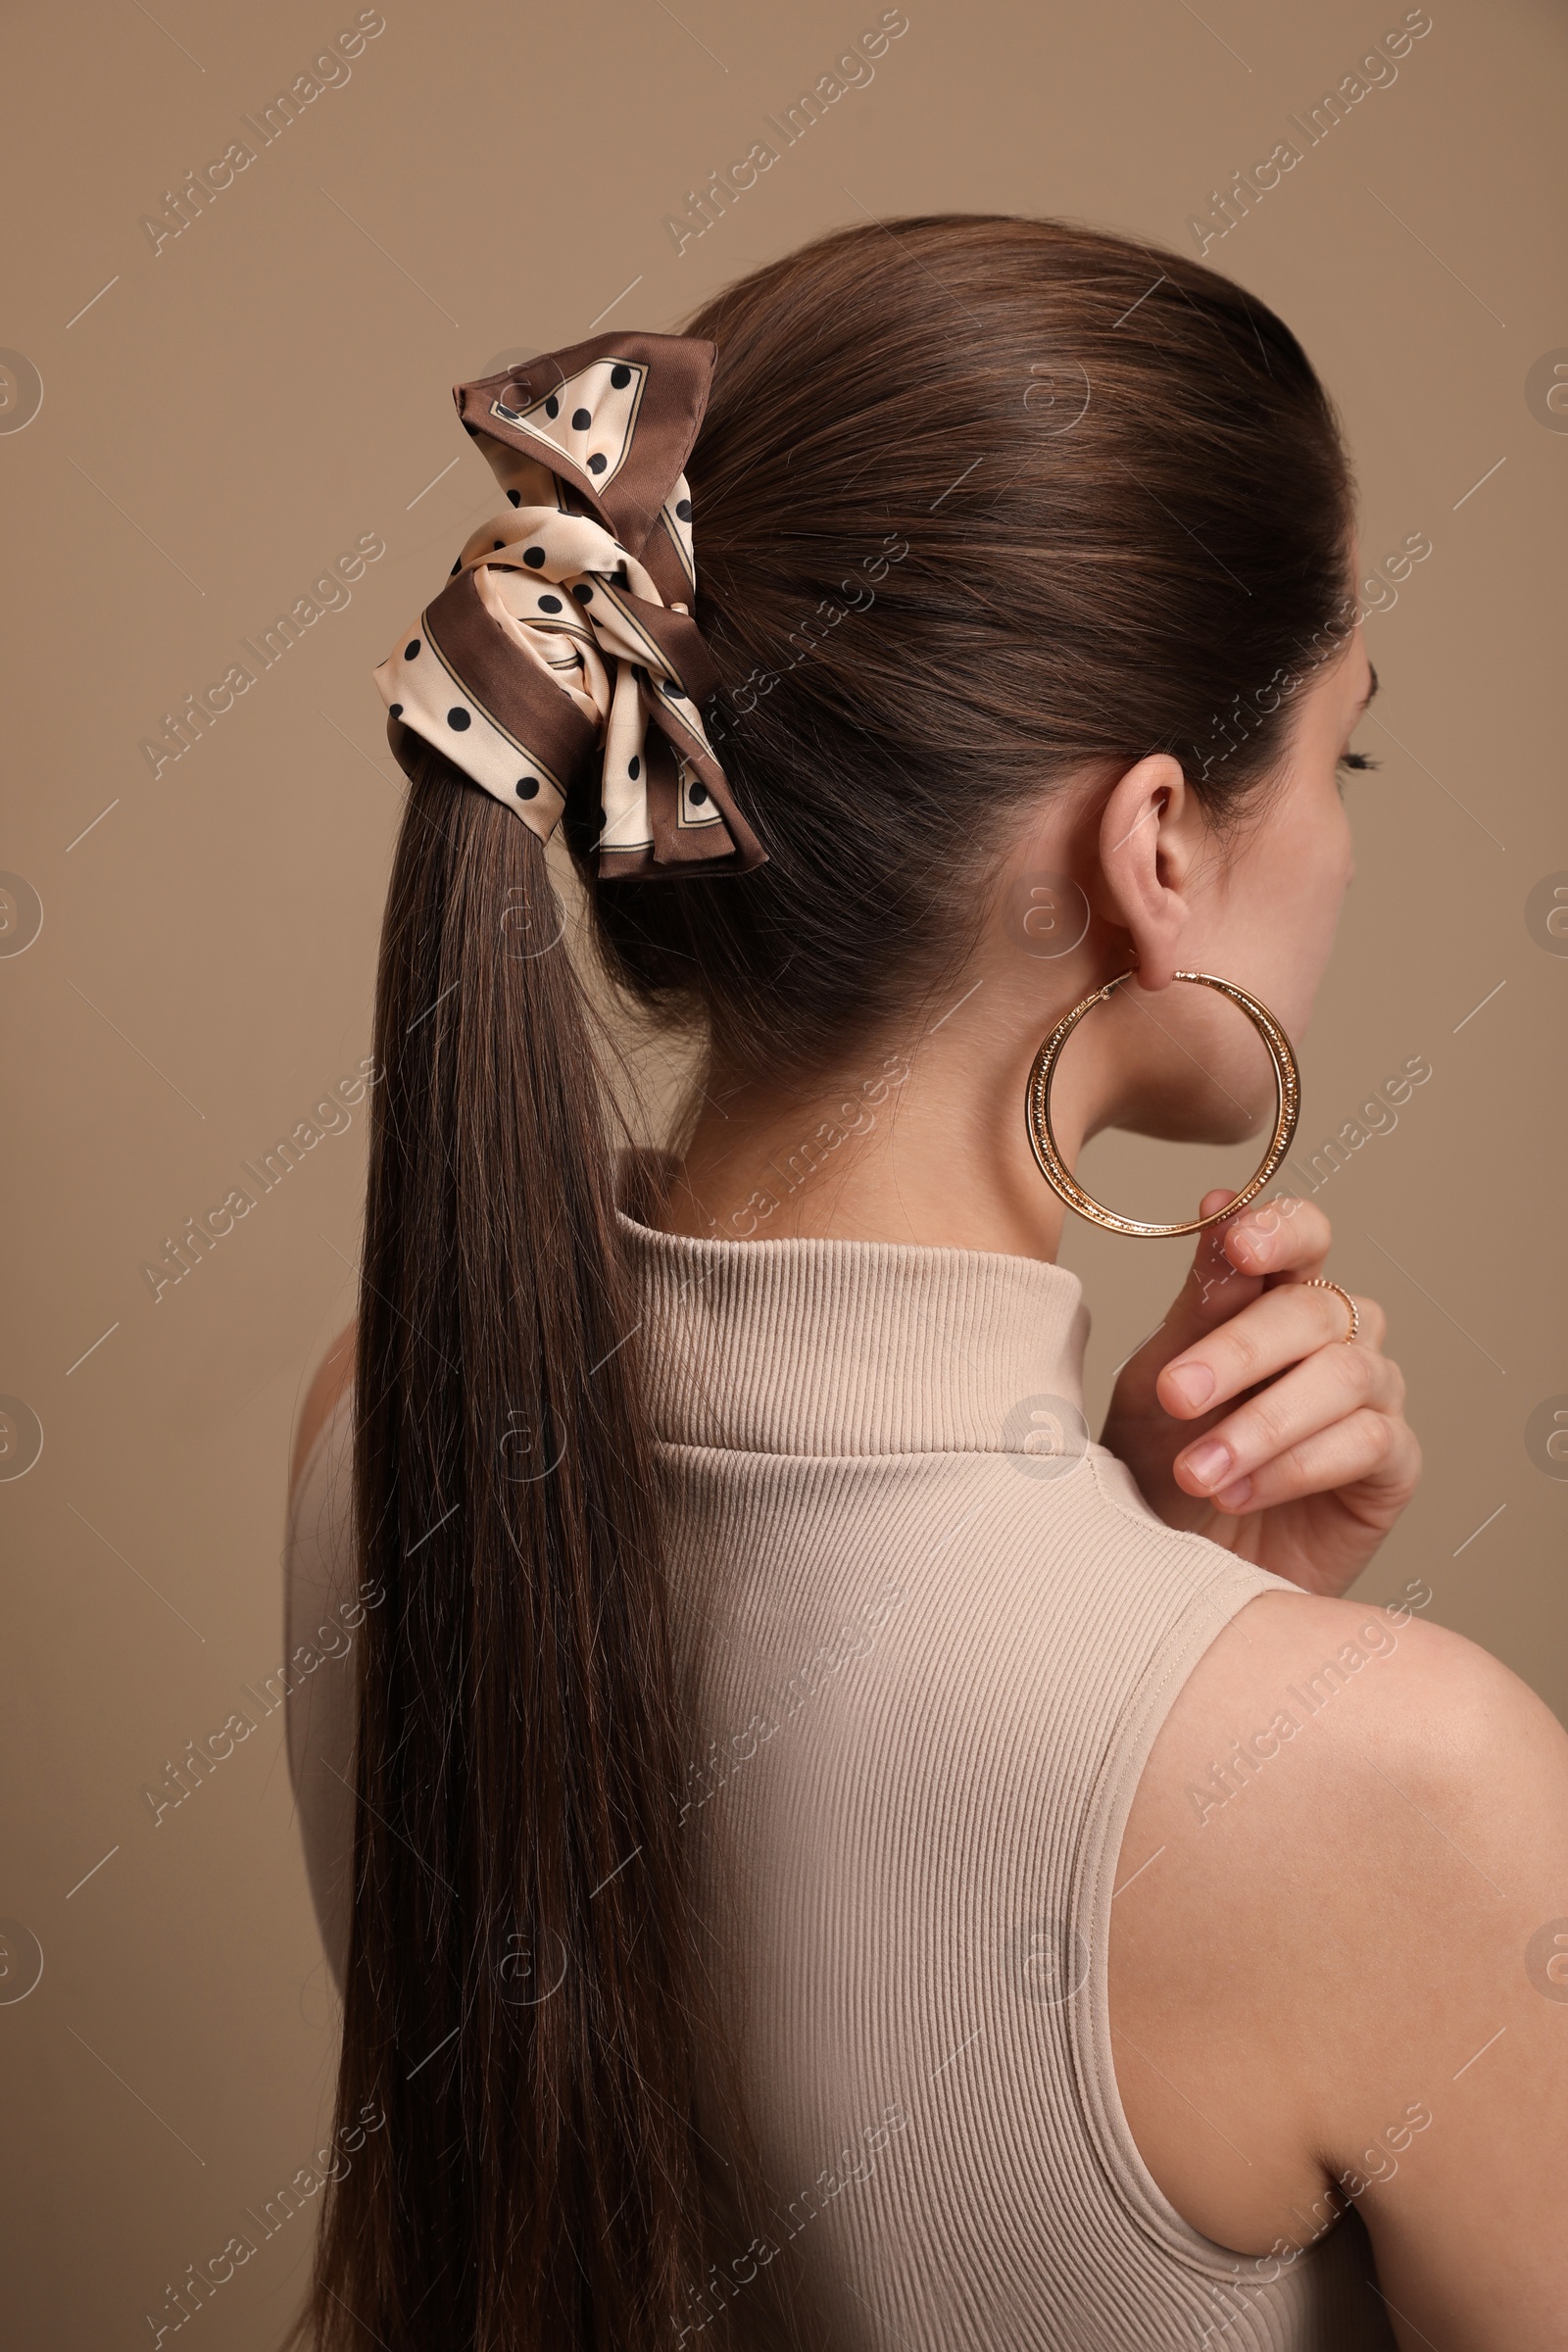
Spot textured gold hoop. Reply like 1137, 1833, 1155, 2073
1025, 969, 1300, 1239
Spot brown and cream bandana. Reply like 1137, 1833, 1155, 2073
373, 330, 764, 876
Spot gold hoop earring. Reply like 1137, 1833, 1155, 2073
1025, 969, 1300, 1239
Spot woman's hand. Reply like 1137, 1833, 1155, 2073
1099, 1189, 1421, 1596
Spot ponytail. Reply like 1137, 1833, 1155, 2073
289, 212, 1359, 2349
297, 743, 775, 2348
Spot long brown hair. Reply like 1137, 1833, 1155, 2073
299, 215, 1353, 2349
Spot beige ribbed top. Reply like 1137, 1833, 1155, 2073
285, 1212, 1395, 2350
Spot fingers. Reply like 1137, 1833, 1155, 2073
1157, 1281, 1384, 1419
1139, 1191, 1264, 1371
1219, 1191, 1332, 1281
1189, 1406, 1421, 1517
1171, 1342, 1405, 1507
1154, 1190, 1334, 1372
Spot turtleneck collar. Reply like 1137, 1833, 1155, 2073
617, 1210, 1091, 1459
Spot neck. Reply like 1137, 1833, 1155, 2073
657, 960, 1129, 1262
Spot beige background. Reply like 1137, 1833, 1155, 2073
2, 0, 1563, 2340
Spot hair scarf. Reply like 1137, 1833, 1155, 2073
373, 330, 764, 876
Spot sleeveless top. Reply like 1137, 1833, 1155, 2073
284, 1211, 1396, 2351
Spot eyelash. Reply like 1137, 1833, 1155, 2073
1338, 751, 1381, 772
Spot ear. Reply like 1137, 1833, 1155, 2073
1096, 753, 1204, 992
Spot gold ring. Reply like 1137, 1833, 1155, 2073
1301, 1277, 1359, 1344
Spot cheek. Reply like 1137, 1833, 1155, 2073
1275, 788, 1353, 1004
1309, 789, 1355, 904
1223, 780, 1351, 1030
1279, 767, 1353, 906
1328, 786, 1356, 898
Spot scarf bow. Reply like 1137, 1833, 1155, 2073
374, 330, 763, 876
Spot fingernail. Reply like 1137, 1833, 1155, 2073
1214, 1475, 1253, 1511
1235, 1226, 1273, 1265
1166, 1361, 1215, 1409
1183, 1438, 1232, 1486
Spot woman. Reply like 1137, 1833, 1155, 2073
284, 217, 1568, 2349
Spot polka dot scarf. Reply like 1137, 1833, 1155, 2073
374, 330, 765, 876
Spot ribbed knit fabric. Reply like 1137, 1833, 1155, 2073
284, 1213, 1396, 2351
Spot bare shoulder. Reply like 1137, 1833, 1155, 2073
289, 1320, 358, 1496
1109, 1581, 1568, 2334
